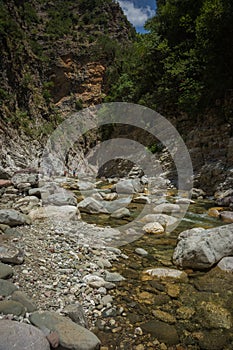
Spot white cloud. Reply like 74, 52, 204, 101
118, 1, 155, 27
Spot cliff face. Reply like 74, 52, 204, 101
0, 0, 135, 175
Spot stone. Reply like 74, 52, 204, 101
166, 283, 180, 298
29, 205, 78, 221
105, 271, 125, 282
140, 320, 179, 345
13, 196, 40, 213
83, 274, 107, 288
176, 306, 195, 320
220, 211, 233, 223
104, 197, 131, 213
198, 330, 229, 350
78, 198, 109, 214
102, 193, 118, 201
110, 208, 130, 219
0, 279, 18, 296
153, 203, 181, 214
217, 257, 233, 272
0, 180, 12, 188
175, 198, 194, 204
143, 222, 164, 234
191, 188, 206, 199
115, 179, 143, 194
30, 311, 101, 350
101, 295, 113, 306
197, 301, 232, 329
135, 248, 148, 256
11, 291, 37, 312
0, 320, 50, 350
0, 262, 13, 279
0, 209, 30, 226
140, 214, 177, 227
0, 244, 24, 264
208, 207, 221, 218
12, 172, 38, 187
173, 224, 233, 269
63, 303, 88, 328
132, 196, 150, 204
143, 268, 187, 281
44, 191, 77, 206
152, 310, 176, 324
0, 300, 26, 316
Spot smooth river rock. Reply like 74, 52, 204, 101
0, 320, 50, 350
30, 311, 101, 350
173, 224, 233, 269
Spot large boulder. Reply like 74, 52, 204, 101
173, 224, 233, 269
44, 191, 77, 206
29, 205, 78, 221
11, 172, 38, 188
30, 311, 101, 350
0, 209, 30, 226
114, 179, 144, 194
0, 320, 50, 350
78, 198, 108, 214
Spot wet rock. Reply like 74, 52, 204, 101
63, 303, 88, 328
110, 208, 130, 219
0, 262, 13, 279
0, 320, 50, 350
152, 310, 176, 324
78, 197, 109, 214
196, 301, 232, 329
30, 311, 101, 350
0, 279, 18, 296
105, 271, 125, 282
140, 214, 177, 227
0, 244, 24, 264
220, 211, 233, 223
44, 191, 77, 206
140, 320, 179, 345
166, 283, 180, 298
135, 248, 148, 257
11, 291, 37, 312
132, 196, 150, 204
142, 222, 164, 234
153, 203, 181, 214
217, 256, 233, 272
29, 205, 78, 221
176, 306, 195, 320
207, 207, 222, 218
143, 268, 187, 281
0, 300, 26, 316
173, 224, 233, 269
0, 209, 30, 226
198, 329, 229, 350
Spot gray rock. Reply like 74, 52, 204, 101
105, 271, 125, 282
12, 173, 38, 187
173, 224, 233, 269
110, 207, 130, 219
29, 205, 78, 221
220, 211, 233, 223
132, 195, 150, 204
217, 257, 233, 272
143, 268, 187, 281
0, 209, 30, 226
0, 300, 26, 316
105, 197, 131, 213
63, 303, 88, 328
0, 262, 13, 279
11, 291, 37, 312
0, 279, 18, 296
135, 248, 148, 257
0, 244, 24, 264
153, 203, 181, 214
30, 311, 101, 350
45, 191, 77, 206
140, 214, 177, 227
78, 197, 109, 214
0, 320, 50, 350
115, 179, 144, 194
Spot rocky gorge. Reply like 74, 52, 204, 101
0, 168, 233, 349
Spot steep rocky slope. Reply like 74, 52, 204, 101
0, 0, 135, 175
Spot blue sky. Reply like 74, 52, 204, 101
118, 0, 156, 33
